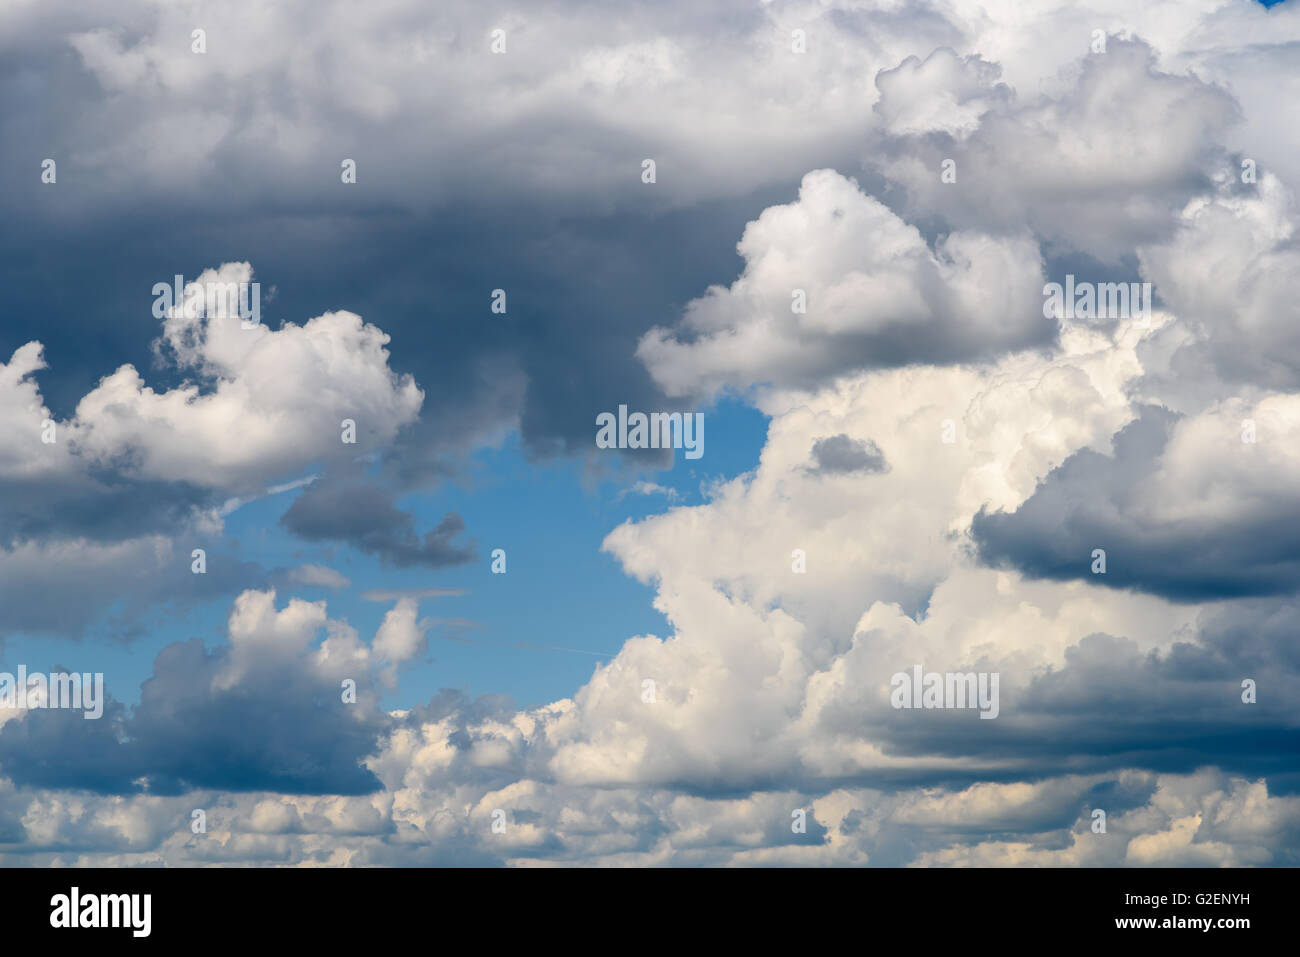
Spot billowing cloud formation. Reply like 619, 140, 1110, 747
873, 48, 1012, 137
1, 0, 944, 214
5, 0, 1294, 468
0, 262, 425, 637
639, 169, 1049, 397
869, 40, 1240, 260
77, 262, 423, 492
3, 0, 1300, 869
1, 262, 420, 500
1139, 172, 1300, 393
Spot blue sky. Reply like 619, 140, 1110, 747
1, 396, 769, 711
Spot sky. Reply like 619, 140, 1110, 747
0, 0, 1298, 865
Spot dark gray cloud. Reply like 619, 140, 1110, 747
806, 434, 888, 475
280, 470, 475, 568
0, 472, 212, 545
0, 541, 264, 641
810, 612, 1300, 796
971, 407, 1300, 601
0, 636, 388, 795
995, 629, 1299, 788
0, 196, 783, 479
0, 0, 868, 472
